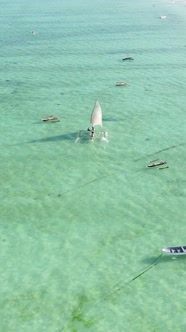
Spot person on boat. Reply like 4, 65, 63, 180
87, 126, 95, 138
90, 127, 95, 138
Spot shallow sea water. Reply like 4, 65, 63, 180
0, 0, 186, 331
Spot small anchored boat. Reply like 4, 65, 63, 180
160, 16, 166, 19
41, 115, 60, 122
116, 82, 128, 86
147, 161, 166, 168
122, 56, 134, 61
162, 246, 186, 255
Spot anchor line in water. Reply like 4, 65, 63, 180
59, 173, 117, 197
102, 253, 163, 301
129, 253, 162, 282
134, 142, 186, 162
59, 254, 163, 331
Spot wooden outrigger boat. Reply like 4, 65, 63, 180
147, 161, 167, 168
41, 115, 60, 122
116, 82, 128, 86
122, 56, 134, 61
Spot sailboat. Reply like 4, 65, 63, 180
77, 100, 107, 141
88, 100, 102, 138
90, 100, 102, 128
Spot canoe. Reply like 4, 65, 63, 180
41, 116, 60, 122
147, 161, 166, 167
116, 82, 128, 86
162, 246, 186, 255
122, 57, 134, 61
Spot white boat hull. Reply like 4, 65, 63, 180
162, 246, 186, 255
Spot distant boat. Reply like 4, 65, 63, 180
90, 99, 102, 128
116, 82, 128, 86
122, 56, 134, 61
147, 161, 167, 167
87, 100, 103, 138
41, 115, 60, 122
162, 246, 186, 255
160, 16, 166, 19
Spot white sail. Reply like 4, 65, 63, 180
90, 100, 102, 127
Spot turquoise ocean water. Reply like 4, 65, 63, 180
0, 0, 186, 331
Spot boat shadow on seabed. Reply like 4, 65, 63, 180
25, 132, 79, 145
25, 130, 108, 145
142, 251, 186, 267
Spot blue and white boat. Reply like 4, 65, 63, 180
162, 246, 186, 255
